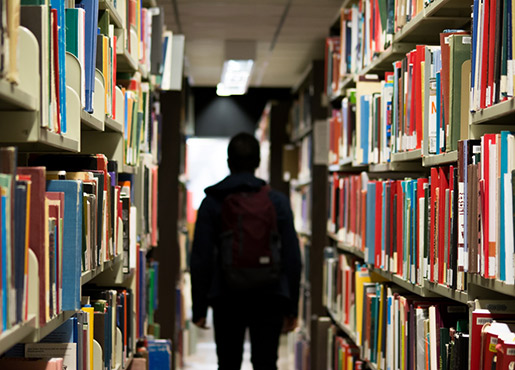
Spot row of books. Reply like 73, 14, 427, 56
328, 132, 515, 288
325, 259, 473, 370
327, 333, 362, 370
326, 254, 515, 370
470, 0, 515, 110
6, 2, 165, 134
327, 0, 429, 98
291, 186, 311, 235
0, 149, 159, 333
328, 31, 472, 165
291, 87, 312, 140
2, 288, 135, 370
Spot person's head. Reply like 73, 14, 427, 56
227, 132, 260, 174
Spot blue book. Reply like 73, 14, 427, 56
471, 0, 479, 110
51, 0, 67, 133
366, 182, 376, 264
436, 71, 441, 155
76, 0, 99, 113
410, 179, 417, 282
46, 180, 83, 311
148, 339, 172, 370
14, 181, 27, 324
500, 131, 509, 281
1, 192, 7, 331
361, 96, 370, 164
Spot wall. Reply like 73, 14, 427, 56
193, 87, 291, 137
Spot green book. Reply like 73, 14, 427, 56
65, 8, 79, 57
448, 34, 471, 152
98, 9, 110, 36
21, 0, 48, 4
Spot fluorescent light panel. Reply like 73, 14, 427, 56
217, 59, 254, 96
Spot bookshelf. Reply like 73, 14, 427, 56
317, 0, 515, 367
0, 1, 175, 369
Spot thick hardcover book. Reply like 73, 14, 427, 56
17, 167, 47, 326
46, 180, 83, 311
75, 0, 99, 113
449, 35, 472, 152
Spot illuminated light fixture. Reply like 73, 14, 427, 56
217, 40, 256, 96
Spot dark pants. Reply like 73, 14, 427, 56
212, 294, 286, 370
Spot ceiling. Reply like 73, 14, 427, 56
156, 0, 343, 88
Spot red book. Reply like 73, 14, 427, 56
17, 167, 46, 326
481, 0, 491, 108
482, 134, 497, 278
416, 178, 429, 277
112, 35, 117, 120
397, 181, 404, 275
361, 190, 367, 253
470, 308, 515, 370
497, 335, 515, 370
51, 9, 60, 133
415, 45, 425, 149
375, 181, 383, 268
409, 50, 417, 146
390, 180, 396, 272
438, 167, 449, 283
488, 0, 497, 107
430, 168, 439, 282
46, 192, 64, 315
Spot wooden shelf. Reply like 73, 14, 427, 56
369, 161, 425, 172
424, 281, 469, 304
298, 230, 312, 238
81, 254, 123, 285
391, 149, 422, 162
0, 315, 36, 355
81, 109, 105, 131
105, 116, 124, 133
360, 43, 416, 75
291, 178, 312, 190
327, 309, 358, 344
99, 0, 124, 29
0, 79, 38, 111
328, 158, 366, 172
122, 164, 137, 174
422, 151, 458, 167
117, 48, 138, 73
9, 129, 80, 153
369, 266, 439, 298
328, 231, 365, 259
291, 125, 313, 143
24, 311, 76, 343
470, 98, 515, 125
468, 274, 515, 298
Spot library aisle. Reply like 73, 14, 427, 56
182, 312, 294, 370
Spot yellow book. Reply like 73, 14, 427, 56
81, 306, 95, 370
355, 266, 372, 345
376, 284, 384, 370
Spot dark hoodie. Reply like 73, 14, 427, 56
190, 172, 301, 323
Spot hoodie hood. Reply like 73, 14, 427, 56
204, 172, 266, 198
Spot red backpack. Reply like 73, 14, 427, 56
219, 185, 281, 290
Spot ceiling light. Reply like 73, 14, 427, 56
217, 59, 254, 96
217, 40, 256, 96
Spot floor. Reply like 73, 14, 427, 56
182, 310, 295, 370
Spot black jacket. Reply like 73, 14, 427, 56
190, 172, 302, 322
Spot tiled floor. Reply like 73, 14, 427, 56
182, 312, 295, 370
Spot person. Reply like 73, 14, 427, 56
190, 132, 302, 370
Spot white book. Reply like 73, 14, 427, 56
418, 196, 425, 285
489, 141, 497, 278
429, 306, 438, 370
386, 288, 394, 370
505, 173, 514, 284
415, 307, 428, 370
